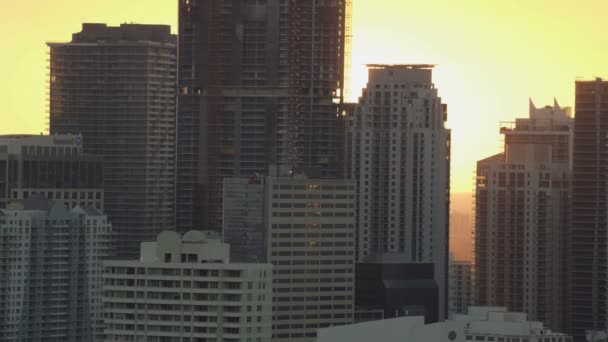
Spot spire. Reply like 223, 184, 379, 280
554, 97, 561, 110
529, 98, 536, 114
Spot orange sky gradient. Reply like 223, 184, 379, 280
2, 0, 608, 194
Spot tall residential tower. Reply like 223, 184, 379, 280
176, 0, 351, 231
0, 196, 112, 341
569, 78, 608, 340
350, 65, 451, 319
474, 100, 572, 332
48, 23, 177, 258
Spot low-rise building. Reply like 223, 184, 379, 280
103, 230, 273, 342
317, 306, 572, 342
0, 134, 103, 209
356, 260, 439, 323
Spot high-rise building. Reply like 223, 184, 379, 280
449, 257, 472, 317
223, 174, 356, 341
176, 0, 352, 232
266, 176, 356, 341
0, 134, 103, 209
474, 100, 572, 332
103, 230, 272, 342
0, 196, 112, 341
48, 23, 177, 258
222, 176, 267, 263
569, 78, 608, 340
350, 64, 451, 319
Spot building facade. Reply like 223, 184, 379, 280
222, 176, 267, 263
569, 78, 608, 340
317, 306, 573, 342
176, 0, 351, 232
103, 230, 272, 342
449, 258, 472, 317
265, 176, 356, 341
350, 64, 451, 318
474, 100, 572, 332
223, 175, 357, 341
0, 134, 103, 209
0, 196, 112, 341
48, 23, 177, 258
356, 261, 439, 323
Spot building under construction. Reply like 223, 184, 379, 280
176, 0, 352, 233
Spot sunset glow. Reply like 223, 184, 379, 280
2, 0, 608, 193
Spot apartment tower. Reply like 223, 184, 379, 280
0, 196, 112, 341
103, 230, 272, 341
350, 64, 451, 318
474, 100, 572, 331
48, 23, 177, 258
569, 78, 608, 340
176, 0, 352, 232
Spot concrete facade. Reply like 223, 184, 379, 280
449, 258, 472, 317
569, 78, 608, 340
48, 23, 177, 259
350, 65, 451, 319
0, 196, 112, 341
356, 261, 439, 323
0, 134, 103, 210
176, 0, 351, 232
317, 306, 572, 342
222, 176, 267, 263
223, 175, 357, 341
265, 176, 356, 341
103, 230, 272, 342
474, 100, 572, 332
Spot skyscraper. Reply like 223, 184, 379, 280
48, 23, 177, 258
570, 78, 608, 340
176, 0, 351, 232
0, 196, 112, 341
474, 100, 572, 331
350, 65, 451, 318
0, 134, 103, 209
265, 176, 356, 341
223, 174, 357, 341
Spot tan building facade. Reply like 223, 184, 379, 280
265, 176, 356, 341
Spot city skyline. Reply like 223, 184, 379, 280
1, 1, 607, 341
4, 1, 608, 193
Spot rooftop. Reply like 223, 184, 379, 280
366, 64, 436, 69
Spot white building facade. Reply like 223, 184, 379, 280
449, 258, 472, 317
103, 230, 273, 342
474, 100, 572, 331
350, 64, 451, 318
317, 306, 573, 342
0, 196, 112, 341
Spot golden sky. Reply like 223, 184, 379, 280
2, 0, 607, 193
